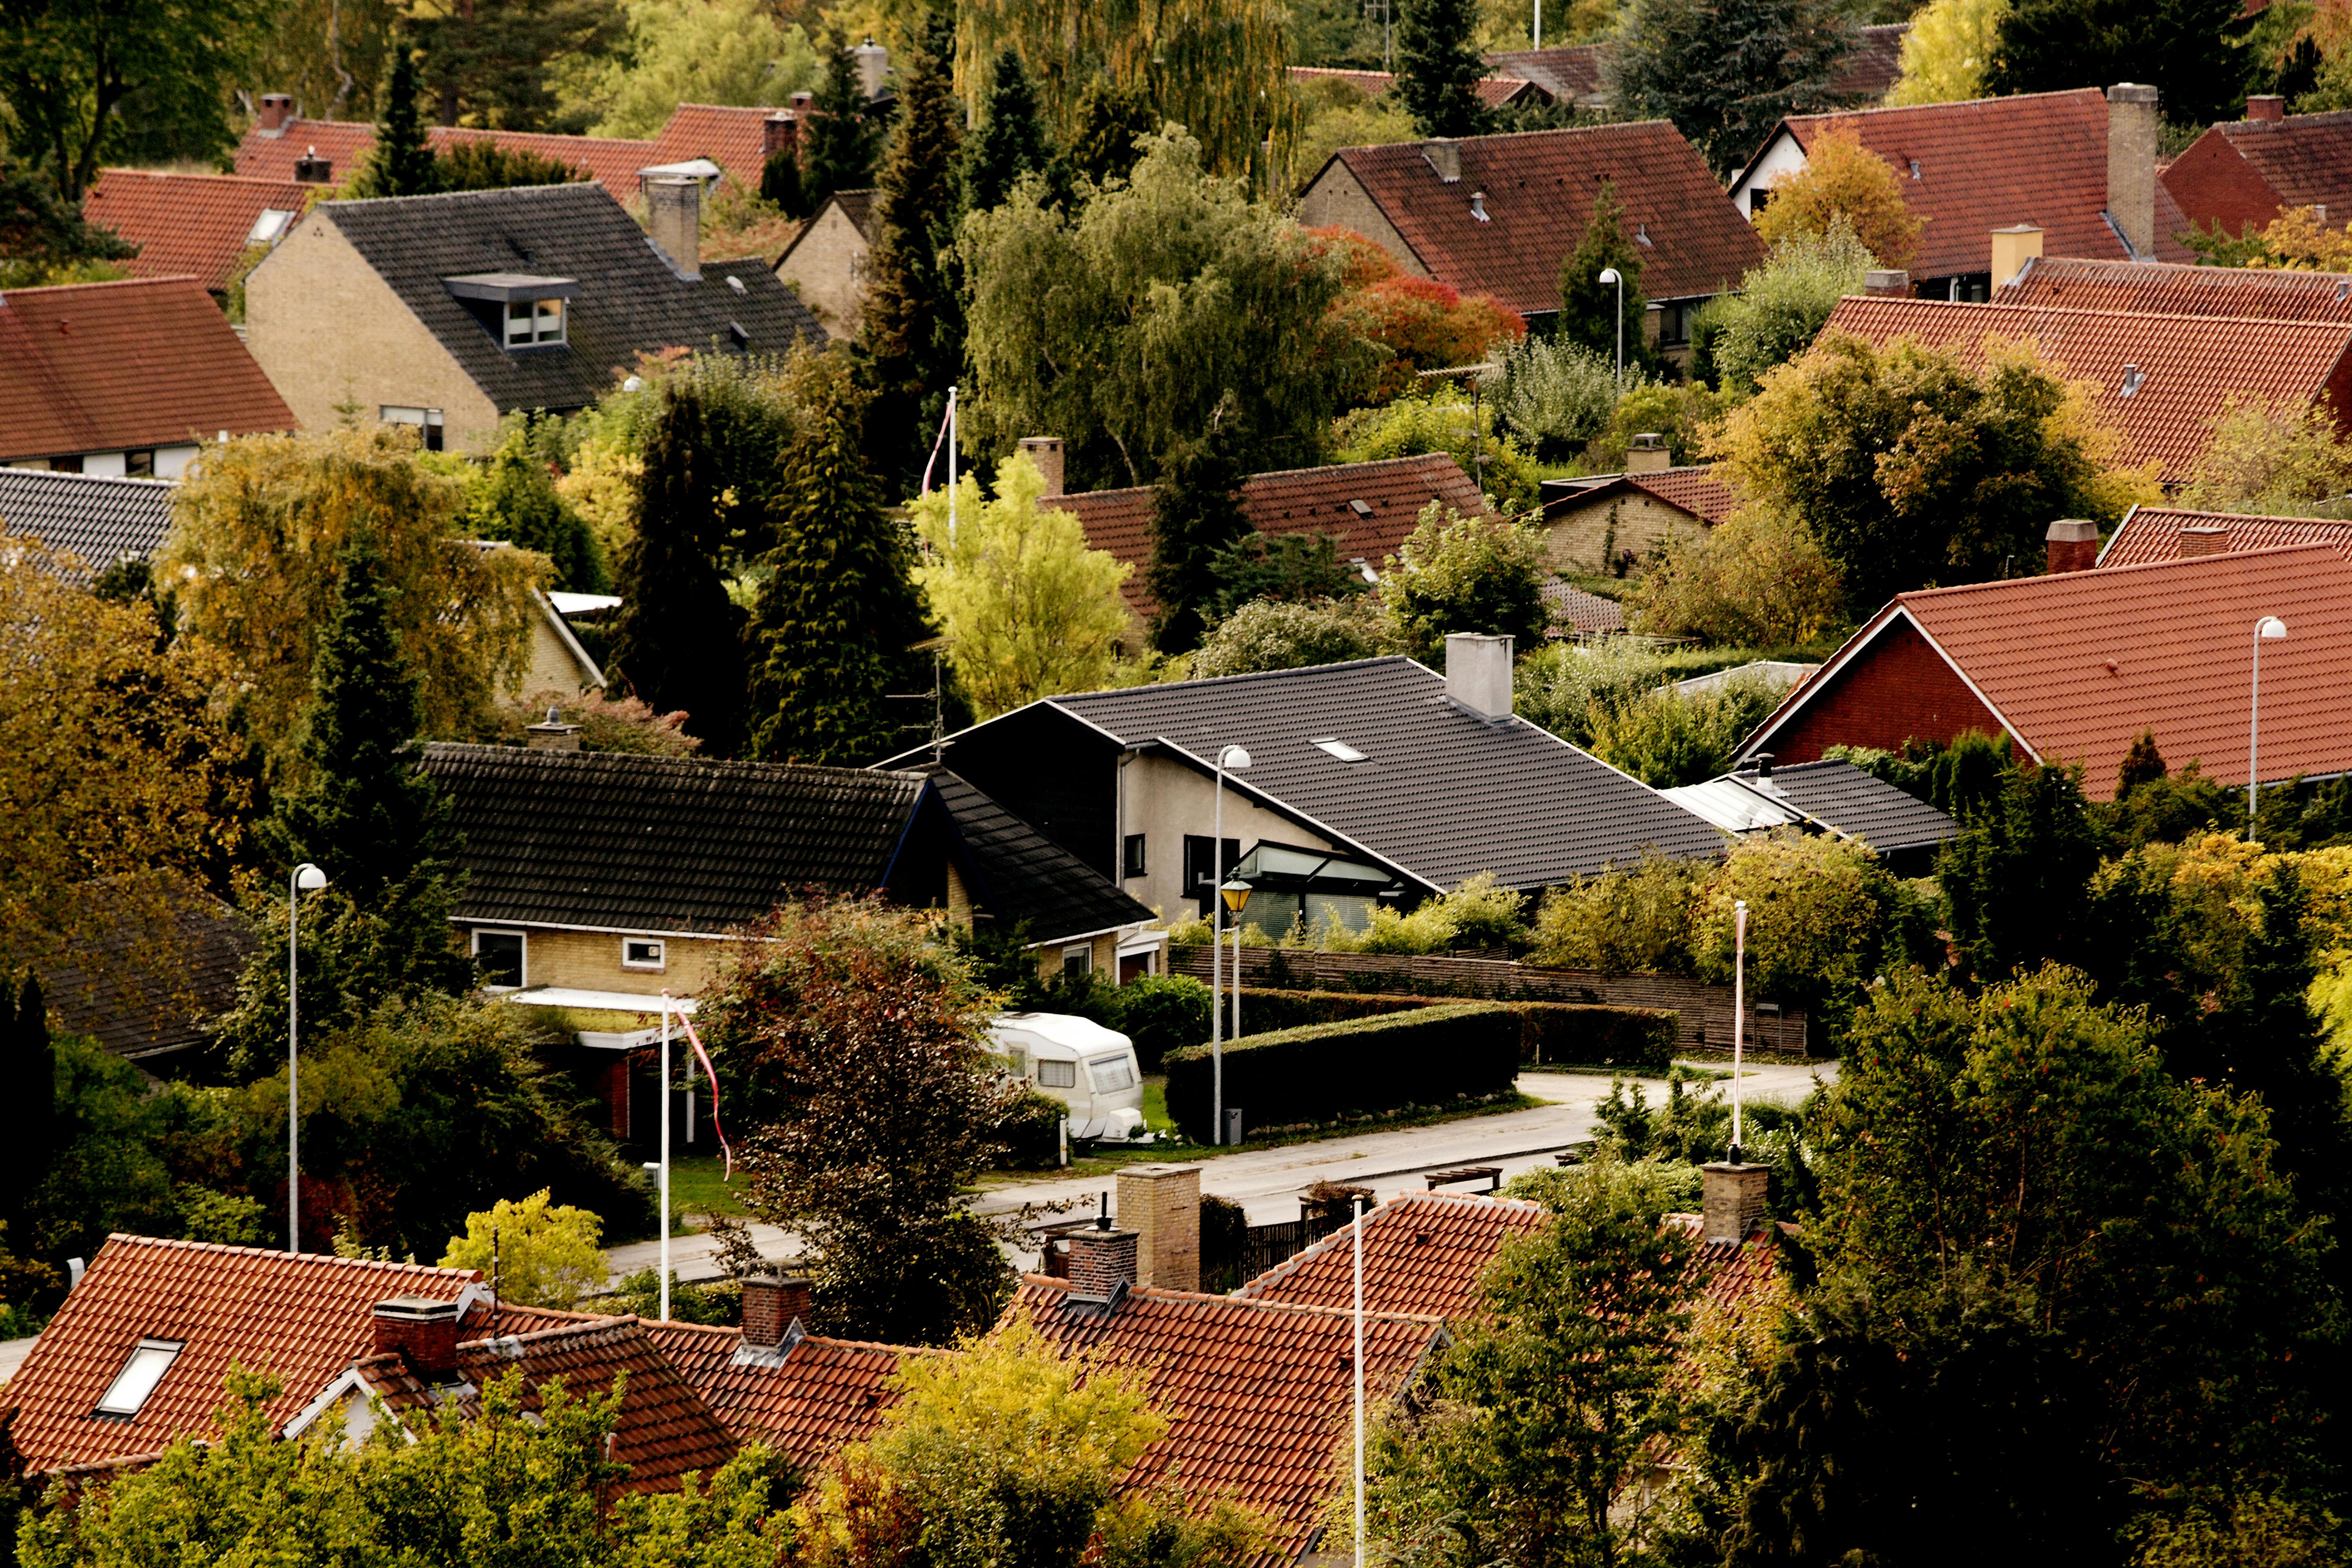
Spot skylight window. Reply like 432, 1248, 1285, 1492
1312, 737, 1368, 763
95, 1339, 183, 1419
246, 208, 295, 247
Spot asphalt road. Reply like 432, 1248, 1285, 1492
601, 1060, 1835, 1287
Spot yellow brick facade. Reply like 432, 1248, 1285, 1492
773, 204, 872, 338
471, 925, 728, 998
1539, 490, 1709, 578
1116, 1163, 1202, 1290
1294, 161, 1429, 278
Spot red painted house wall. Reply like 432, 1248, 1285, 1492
1763, 616, 2006, 762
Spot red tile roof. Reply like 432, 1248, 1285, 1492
1818, 294, 2352, 482
1042, 453, 1492, 618
1287, 67, 1547, 108
643, 1321, 918, 1472
452, 1316, 740, 1493
82, 169, 313, 293
2164, 109, 2352, 239
1743, 544, 2352, 797
234, 104, 775, 193
647, 103, 784, 188
1996, 255, 2352, 321
1323, 123, 1765, 315
1634, 464, 1742, 521
2099, 505, 2352, 568
1829, 23, 1910, 100
0, 276, 298, 461
1011, 1278, 1445, 1556
232, 119, 378, 184
1235, 1191, 1549, 1316
1753, 89, 2199, 278
0, 1236, 479, 1476
430, 126, 662, 190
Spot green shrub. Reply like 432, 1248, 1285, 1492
1233, 988, 1433, 1033
996, 1084, 1071, 1168
1187, 595, 1394, 679
1162, 1002, 1521, 1140
1200, 1192, 1248, 1292
1107, 973, 1212, 1071
1332, 393, 1541, 513
1514, 640, 1774, 748
1529, 854, 1703, 973
1512, 1002, 1677, 1068
1582, 673, 1785, 787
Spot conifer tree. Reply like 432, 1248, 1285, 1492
800, 33, 880, 213
610, 386, 749, 756
965, 48, 1053, 212
2114, 731, 2166, 798
1394, 0, 1491, 138
2, 975, 55, 1248
858, 11, 965, 495
746, 354, 930, 765
354, 44, 440, 199
761, 144, 807, 218
467, 428, 606, 592
1557, 183, 1651, 372
1146, 432, 1254, 654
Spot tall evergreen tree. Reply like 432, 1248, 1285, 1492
1146, 432, 1254, 654
1394, 0, 1491, 138
965, 48, 1053, 212
1, 975, 56, 1251
1065, 79, 1156, 188
858, 12, 966, 496
265, 531, 459, 906
610, 386, 749, 755
1987, 0, 2247, 129
746, 354, 930, 765
800, 33, 881, 212
353, 44, 440, 199
1557, 182, 1650, 371
1609, 0, 1854, 177
761, 143, 808, 218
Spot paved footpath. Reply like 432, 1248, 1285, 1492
602, 1059, 1836, 1287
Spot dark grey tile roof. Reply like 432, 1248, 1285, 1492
0, 468, 178, 584
832, 188, 881, 243
931, 771, 1155, 940
39, 875, 257, 1059
985, 657, 1724, 892
321, 183, 824, 415
421, 742, 925, 933
1734, 760, 1958, 854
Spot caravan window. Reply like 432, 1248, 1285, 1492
1037, 1059, 1077, 1089
1087, 1054, 1135, 1093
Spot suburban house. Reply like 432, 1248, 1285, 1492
881, 639, 1724, 935
81, 169, 312, 299
1287, 65, 1553, 111
1032, 446, 1490, 622
2098, 504, 2352, 568
1727, 86, 2198, 301
0, 276, 296, 475
1295, 122, 1764, 355
0, 466, 178, 578
1816, 293, 2352, 483
243, 181, 822, 452
1536, 458, 1742, 578
771, 187, 880, 337
1735, 540, 2352, 798
2163, 97, 2352, 241
1995, 254, 2352, 321
1660, 757, 1960, 876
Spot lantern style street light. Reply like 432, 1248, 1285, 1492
2250, 616, 2288, 826
1211, 745, 1252, 1145
287, 862, 327, 1253
1221, 879, 1253, 1044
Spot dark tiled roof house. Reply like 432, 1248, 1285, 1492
1661, 759, 1960, 876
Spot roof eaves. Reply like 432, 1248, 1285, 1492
1735, 599, 1909, 762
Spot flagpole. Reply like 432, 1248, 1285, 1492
947, 385, 958, 545
659, 996, 673, 1324
1353, 1193, 1365, 1568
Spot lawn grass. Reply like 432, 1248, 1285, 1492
664, 1154, 753, 1223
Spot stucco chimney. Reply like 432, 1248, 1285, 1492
1445, 633, 1514, 720
641, 173, 702, 281
1423, 138, 1461, 183
2107, 83, 2160, 261
526, 705, 582, 750
2247, 94, 2286, 123
2178, 524, 2232, 558
741, 1265, 813, 1348
1117, 1163, 1201, 1291
1700, 1163, 1768, 1244
258, 93, 295, 134
1863, 268, 1910, 296
851, 38, 890, 100
372, 1296, 463, 1381
2046, 517, 2100, 573
1017, 436, 1066, 497
1990, 224, 2044, 287
1625, 432, 1671, 473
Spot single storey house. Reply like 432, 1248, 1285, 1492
1536, 460, 1742, 578
1660, 757, 1959, 876
1995, 254, 2352, 321
2163, 97, 2352, 242
81, 169, 311, 300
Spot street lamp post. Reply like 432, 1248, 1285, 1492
1730, 899, 1748, 1163
287, 862, 327, 1254
1212, 744, 1252, 1146
1222, 880, 1253, 1043
1597, 267, 1624, 387
2250, 615, 2288, 828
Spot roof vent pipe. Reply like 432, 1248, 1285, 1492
1470, 190, 1488, 221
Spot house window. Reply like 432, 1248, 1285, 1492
381, 407, 444, 452
505, 298, 566, 347
1183, 836, 1242, 896
1747, 188, 1772, 219
473, 929, 525, 989
622, 937, 666, 971
1122, 833, 1147, 878
94, 1339, 183, 1419
1657, 301, 1690, 347
1037, 1059, 1078, 1089
1062, 943, 1092, 977
124, 449, 155, 477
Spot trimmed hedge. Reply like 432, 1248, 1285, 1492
1512, 1002, 1678, 1069
1230, 987, 1432, 1033
1163, 1002, 1521, 1142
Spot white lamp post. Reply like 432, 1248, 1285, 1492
2250, 615, 2288, 827
1597, 267, 1624, 387
1212, 744, 1252, 1146
1352, 1192, 1366, 1568
1222, 880, 1253, 1043
1731, 899, 1747, 1163
287, 862, 327, 1254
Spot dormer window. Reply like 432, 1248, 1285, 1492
506, 298, 565, 346
443, 273, 577, 351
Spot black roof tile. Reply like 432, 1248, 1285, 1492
38, 875, 257, 1059
1736, 760, 1958, 854
0, 468, 178, 584
320, 183, 823, 415
931, 771, 1155, 939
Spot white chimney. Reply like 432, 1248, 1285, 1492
1444, 633, 1513, 720
851, 38, 890, 100
641, 174, 701, 281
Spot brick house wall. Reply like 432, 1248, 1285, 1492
2160, 134, 2286, 240
1295, 161, 1430, 277
1539, 491, 1706, 576
463, 925, 728, 997
1760, 615, 2005, 762
773, 203, 872, 338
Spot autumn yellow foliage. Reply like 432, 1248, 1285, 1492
1755, 126, 1926, 270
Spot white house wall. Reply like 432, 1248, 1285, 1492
1115, 751, 1352, 924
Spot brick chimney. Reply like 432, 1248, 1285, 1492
294, 147, 333, 183
1423, 138, 1461, 183
2107, 83, 2160, 261
372, 1296, 463, 1381
1700, 1163, 1768, 1244
641, 173, 702, 281
1067, 1223, 1140, 1300
1444, 633, 1514, 721
526, 705, 582, 750
1017, 436, 1066, 497
2046, 517, 2100, 573
257, 93, 295, 134
1990, 224, 2043, 287
1625, 432, 1671, 473
2179, 524, 2232, 558
762, 112, 798, 159
2247, 94, 2286, 123
1863, 268, 1910, 296
741, 1265, 814, 1349
1117, 1163, 1201, 1290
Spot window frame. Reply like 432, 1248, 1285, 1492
1036, 1058, 1078, 1089
504, 297, 566, 347
93, 1339, 184, 1420
1182, 835, 1242, 897
380, 406, 445, 452
1122, 833, 1147, 879
472, 928, 527, 991
1061, 943, 1092, 978
621, 936, 667, 972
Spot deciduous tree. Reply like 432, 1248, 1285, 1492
1187, 595, 1392, 679
1314, 226, 1525, 404
1628, 508, 1847, 647
1706, 223, 1876, 394
2177, 394, 2352, 519
1751, 129, 1923, 270
1379, 503, 1549, 662
1888, 0, 2011, 105
439, 1188, 607, 1308
466, 425, 608, 591
1608, 0, 1855, 177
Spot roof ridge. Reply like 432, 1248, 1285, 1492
1342, 118, 1677, 158
1791, 85, 2102, 124
325, 181, 606, 210
462, 1312, 640, 1350
423, 739, 927, 786
1900, 540, 2341, 604
0, 273, 211, 298
0, 468, 178, 488
1022, 1272, 1446, 1325
99, 1232, 480, 1278
1241, 451, 1478, 483
2023, 255, 2352, 282
98, 167, 313, 189
1055, 653, 1419, 701
1841, 294, 2352, 335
